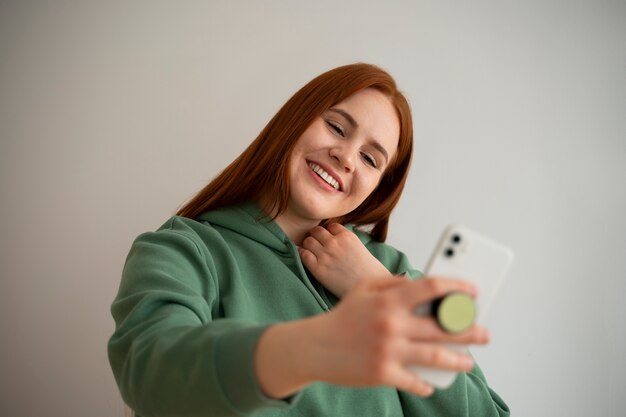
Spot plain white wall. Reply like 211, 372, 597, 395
1, 1, 624, 416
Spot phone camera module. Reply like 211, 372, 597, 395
451, 234, 462, 244
444, 247, 455, 257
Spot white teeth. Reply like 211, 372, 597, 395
308, 162, 340, 190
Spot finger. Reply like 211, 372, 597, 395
298, 247, 318, 267
302, 235, 324, 254
326, 223, 348, 235
401, 315, 491, 345
400, 341, 475, 373
388, 363, 435, 397
308, 226, 335, 245
392, 277, 478, 307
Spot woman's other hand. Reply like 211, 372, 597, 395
299, 223, 392, 297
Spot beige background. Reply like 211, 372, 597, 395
1, 1, 624, 416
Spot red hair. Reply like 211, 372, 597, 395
177, 63, 413, 242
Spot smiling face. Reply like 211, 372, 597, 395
278, 88, 400, 237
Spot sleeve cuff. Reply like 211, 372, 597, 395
214, 323, 302, 414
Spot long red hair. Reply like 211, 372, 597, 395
177, 63, 413, 242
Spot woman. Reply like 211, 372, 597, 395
108, 63, 509, 416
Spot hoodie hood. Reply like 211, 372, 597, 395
196, 203, 293, 254
195, 202, 377, 254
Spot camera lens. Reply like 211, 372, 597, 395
444, 247, 454, 257
451, 234, 461, 244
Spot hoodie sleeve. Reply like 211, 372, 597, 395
397, 363, 510, 416
108, 218, 299, 417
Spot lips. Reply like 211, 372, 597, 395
307, 161, 342, 191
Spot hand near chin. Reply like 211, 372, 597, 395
299, 223, 392, 297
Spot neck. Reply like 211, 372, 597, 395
256, 197, 319, 246
273, 213, 319, 246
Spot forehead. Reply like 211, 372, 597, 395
331, 88, 400, 159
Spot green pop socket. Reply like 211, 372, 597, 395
432, 292, 476, 333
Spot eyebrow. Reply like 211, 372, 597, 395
327, 107, 390, 164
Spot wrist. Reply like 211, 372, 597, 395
361, 264, 394, 281
337, 267, 392, 297
254, 317, 320, 399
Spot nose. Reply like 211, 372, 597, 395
329, 144, 356, 173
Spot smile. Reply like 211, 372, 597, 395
308, 162, 341, 191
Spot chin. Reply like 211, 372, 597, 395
302, 206, 335, 222
291, 198, 339, 223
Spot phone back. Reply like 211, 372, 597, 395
409, 224, 514, 389
425, 224, 514, 322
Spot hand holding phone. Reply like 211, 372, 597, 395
409, 224, 514, 389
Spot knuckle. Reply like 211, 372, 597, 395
329, 223, 343, 232
423, 278, 444, 295
302, 236, 315, 247
308, 228, 321, 239
371, 315, 398, 337
427, 347, 446, 365
371, 294, 394, 311
325, 237, 340, 250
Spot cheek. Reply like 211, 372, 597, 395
296, 122, 328, 149
354, 171, 383, 199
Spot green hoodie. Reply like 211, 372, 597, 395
108, 203, 509, 417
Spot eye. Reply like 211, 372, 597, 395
361, 152, 378, 168
326, 120, 345, 137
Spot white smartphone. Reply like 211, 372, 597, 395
409, 224, 514, 389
